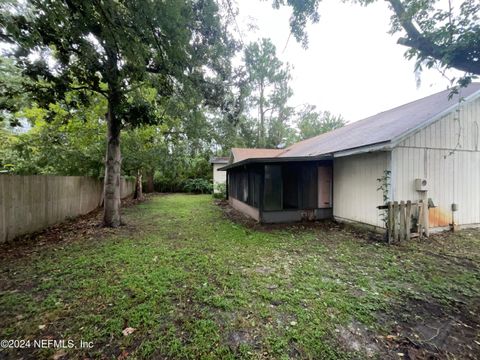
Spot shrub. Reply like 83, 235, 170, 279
213, 183, 227, 199
183, 178, 213, 194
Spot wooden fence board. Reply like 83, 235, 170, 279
383, 199, 428, 243
0, 175, 135, 243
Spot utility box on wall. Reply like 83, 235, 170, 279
415, 178, 428, 192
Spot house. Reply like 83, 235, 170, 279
211, 150, 284, 193
210, 157, 229, 193
219, 83, 480, 231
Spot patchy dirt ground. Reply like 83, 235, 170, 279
0, 195, 150, 261
217, 199, 480, 359
0, 194, 479, 359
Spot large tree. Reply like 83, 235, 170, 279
244, 38, 292, 148
0, 93, 106, 176
296, 105, 345, 140
0, 0, 236, 226
273, 0, 480, 83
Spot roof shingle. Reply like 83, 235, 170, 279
231, 148, 284, 163
279, 83, 480, 157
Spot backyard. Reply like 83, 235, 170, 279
0, 194, 479, 359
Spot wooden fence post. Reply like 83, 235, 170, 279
405, 200, 412, 241
393, 201, 399, 242
423, 200, 429, 238
388, 201, 393, 244
418, 200, 424, 238
399, 201, 406, 241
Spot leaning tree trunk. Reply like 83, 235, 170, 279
103, 97, 122, 227
259, 80, 265, 147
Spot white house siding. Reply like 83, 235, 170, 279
213, 164, 227, 193
333, 152, 391, 228
393, 96, 480, 228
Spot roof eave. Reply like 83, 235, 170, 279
390, 87, 480, 147
218, 154, 333, 171
333, 141, 393, 157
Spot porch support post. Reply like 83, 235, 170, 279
225, 170, 229, 200
259, 165, 265, 223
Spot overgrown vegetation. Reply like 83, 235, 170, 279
0, 3, 345, 198
183, 178, 213, 194
1, 194, 478, 359
213, 183, 228, 199
377, 169, 391, 229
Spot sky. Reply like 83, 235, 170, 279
236, 0, 462, 122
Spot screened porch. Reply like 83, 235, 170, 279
226, 160, 333, 223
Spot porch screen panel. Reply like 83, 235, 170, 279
301, 165, 317, 209
229, 171, 241, 200
283, 164, 299, 209
247, 171, 260, 208
253, 172, 261, 208
228, 172, 234, 198
239, 171, 248, 203
264, 165, 282, 211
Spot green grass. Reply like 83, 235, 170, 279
1, 194, 479, 359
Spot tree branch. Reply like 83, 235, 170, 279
387, 0, 480, 75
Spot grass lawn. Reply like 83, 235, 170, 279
1, 194, 479, 359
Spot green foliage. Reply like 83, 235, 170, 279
211, 114, 259, 153
183, 178, 213, 194
150, 152, 212, 193
271, 0, 480, 86
244, 38, 293, 148
0, 57, 32, 126
211, 37, 344, 153
0, 0, 237, 114
0, 0, 239, 225
297, 105, 346, 140
1, 194, 479, 358
0, 94, 107, 176
213, 182, 227, 199
377, 169, 391, 228
377, 170, 391, 204
0, 89, 216, 183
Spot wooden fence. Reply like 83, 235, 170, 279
379, 200, 430, 243
0, 175, 135, 243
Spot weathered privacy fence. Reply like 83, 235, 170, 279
378, 200, 430, 243
0, 175, 135, 243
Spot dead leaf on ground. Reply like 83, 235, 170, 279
122, 327, 136, 336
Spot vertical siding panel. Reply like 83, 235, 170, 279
333, 152, 390, 228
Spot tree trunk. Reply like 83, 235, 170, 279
146, 171, 154, 193
134, 169, 144, 200
103, 96, 122, 227
259, 80, 265, 147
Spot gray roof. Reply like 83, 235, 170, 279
279, 83, 480, 158
210, 156, 230, 164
